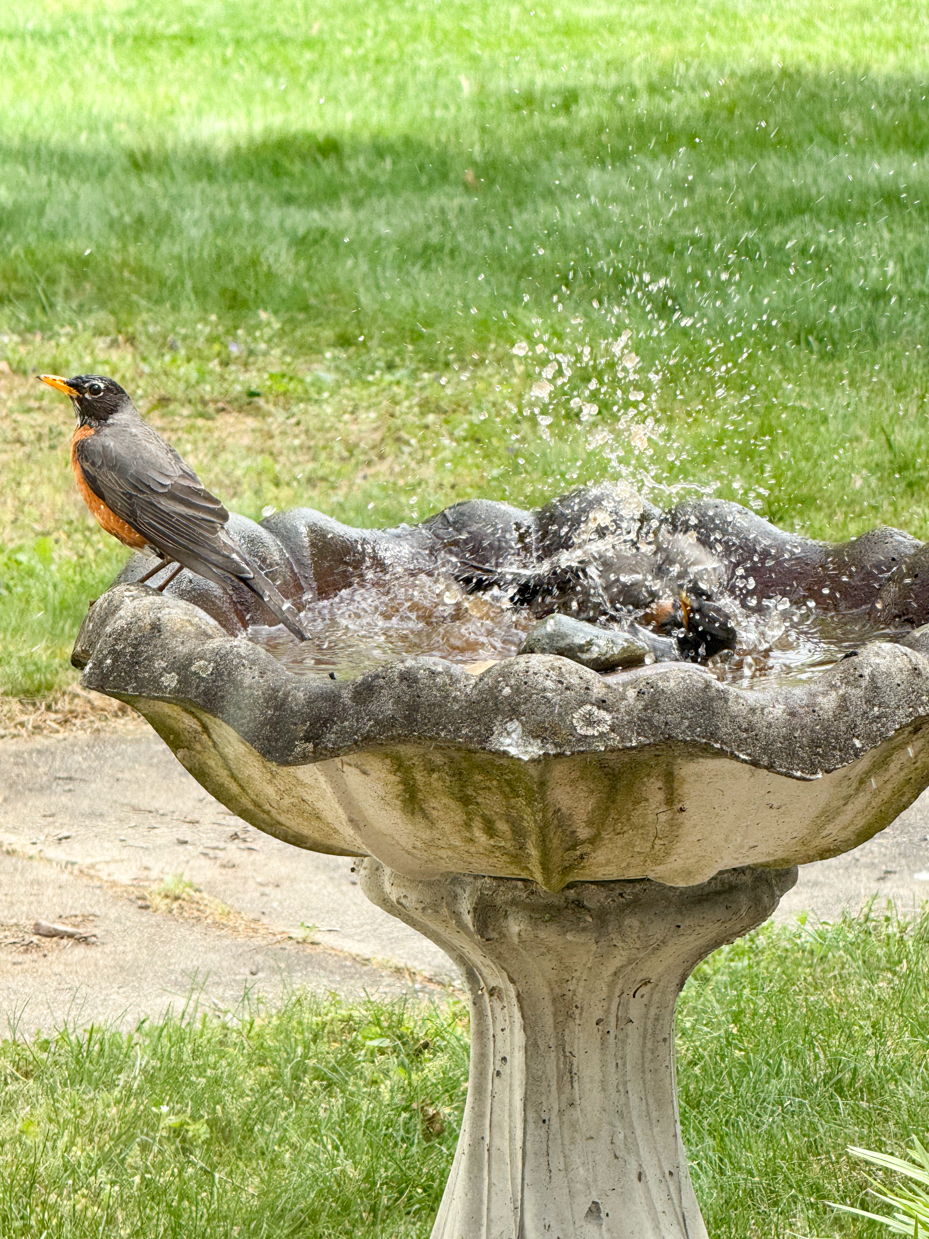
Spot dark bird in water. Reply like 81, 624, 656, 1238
672, 589, 738, 661
38, 373, 309, 641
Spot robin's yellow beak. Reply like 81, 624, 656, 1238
38, 374, 80, 397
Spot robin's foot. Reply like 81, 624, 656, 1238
154, 563, 184, 592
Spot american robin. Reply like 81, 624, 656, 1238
39, 373, 309, 641
664, 590, 738, 661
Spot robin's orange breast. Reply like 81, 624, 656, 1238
71, 425, 149, 550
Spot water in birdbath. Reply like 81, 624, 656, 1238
697, 596, 898, 687
259, 571, 536, 680
256, 564, 899, 688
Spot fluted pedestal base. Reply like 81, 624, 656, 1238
360, 860, 796, 1239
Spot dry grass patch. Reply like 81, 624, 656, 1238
0, 685, 143, 741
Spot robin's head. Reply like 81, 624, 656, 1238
38, 374, 134, 424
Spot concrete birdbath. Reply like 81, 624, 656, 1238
72, 484, 929, 1239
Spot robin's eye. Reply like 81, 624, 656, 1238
86, 382, 104, 397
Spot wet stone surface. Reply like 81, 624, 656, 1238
518, 614, 674, 671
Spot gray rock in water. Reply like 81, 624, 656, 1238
518, 614, 664, 672
624, 621, 683, 664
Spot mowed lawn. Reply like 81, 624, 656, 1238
5, 914, 929, 1238
1, 0, 929, 694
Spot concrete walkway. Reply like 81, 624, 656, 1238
2, 725, 929, 1035
0, 728, 455, 1036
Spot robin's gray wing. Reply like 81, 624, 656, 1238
77, 421, 311, 640
75, 422, 253, 583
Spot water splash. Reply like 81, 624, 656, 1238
507, 284, 775, 514
699, 597, 898, 688
261, 571, 534, 680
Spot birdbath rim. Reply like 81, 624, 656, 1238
67, 494, 929, 1239
74, 580, 929, 781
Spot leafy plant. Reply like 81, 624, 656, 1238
830, 1140, 929, 1236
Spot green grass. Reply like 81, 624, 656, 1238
3, 0, 929, 693
5, 911, 929, 1236
1, 994, 468, 1238
679, 909, 929, 1237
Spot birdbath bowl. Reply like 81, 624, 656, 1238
72, 485, 929, 1238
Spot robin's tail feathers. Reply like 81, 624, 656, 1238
240, 564, 310, 641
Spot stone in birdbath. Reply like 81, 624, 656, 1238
518, 612, 679, 670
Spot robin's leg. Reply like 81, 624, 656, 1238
136, 556, 169, 585
154, 562, 184, 592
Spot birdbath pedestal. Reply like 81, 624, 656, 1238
362, 861, 792, 1238
71, 490, 929, 1239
